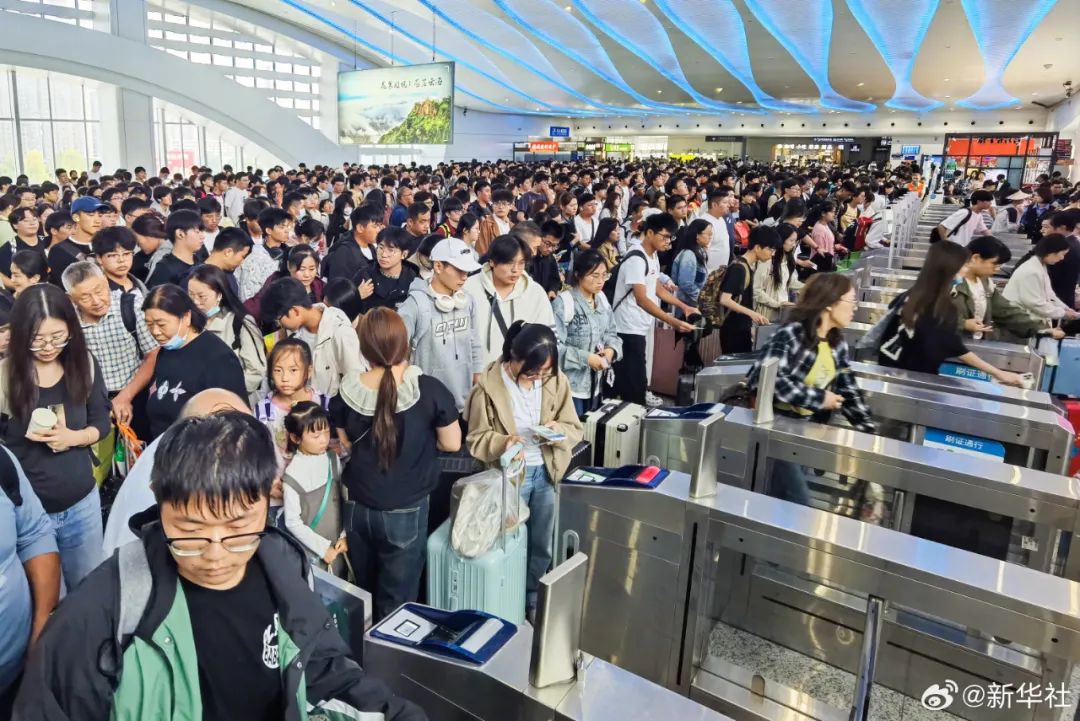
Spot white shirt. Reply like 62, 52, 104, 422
223, 186, 248, 222
612, 247, 660, 336
701, 211, 730, 271
500, 366, 544, 467
967, 278, 988, 325
574, 214, 599, 247
202, 228, 219, 254
941, 207, 987, 246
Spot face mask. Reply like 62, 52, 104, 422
162, 334, 185, 351
206, 306, 220, 318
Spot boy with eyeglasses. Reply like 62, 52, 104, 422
610, 212, 698, 405
352, 226, 418, 314
14, 411, 426, 721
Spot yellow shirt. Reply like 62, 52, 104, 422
779, 341, 836, 417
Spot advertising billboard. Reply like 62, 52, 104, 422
338, 61, 454, 145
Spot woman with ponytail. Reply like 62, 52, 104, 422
329, 307, 461, 620
466, 321, 583, 618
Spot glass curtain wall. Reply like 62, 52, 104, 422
0, 66, 101, 182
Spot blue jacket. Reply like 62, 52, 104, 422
552, 288, 623, 398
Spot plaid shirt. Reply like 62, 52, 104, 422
745, 322, 875, 433
81, 288, 158, 393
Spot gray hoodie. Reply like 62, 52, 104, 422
398, 282, 484, 412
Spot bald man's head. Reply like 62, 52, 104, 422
180, 388, 251, 419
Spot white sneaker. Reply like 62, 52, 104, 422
646, 392, 664, 408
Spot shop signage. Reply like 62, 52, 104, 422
513, 142, 531, 152
529, 140, 559, 152
704, 135, 741, 142
1056, 138, 1074, 157
812, 136, 857, 143
901, 145, 921, 156
849, 144, 862, 153
549, 126, 571, 138
604, 143, 633, 153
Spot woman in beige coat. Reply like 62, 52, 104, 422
466, 321, 583, 615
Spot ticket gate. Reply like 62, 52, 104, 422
365, 554, 732, 721
692, 357, 1063, 416
639, 401, 1079, 577
754, 322, 1048, 380
558, 471, 1080, 721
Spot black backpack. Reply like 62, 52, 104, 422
602, 249, 647, 310
0, 447, 22, 507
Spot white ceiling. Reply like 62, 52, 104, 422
258, 0, 1079, 118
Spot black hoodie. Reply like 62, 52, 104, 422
352, 262, 418, 314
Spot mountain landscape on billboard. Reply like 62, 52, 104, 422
338, 99, 414, 144
379, 97, 452, 144
337, 61, 455, 146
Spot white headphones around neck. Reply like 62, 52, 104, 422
432, 290, 469, 313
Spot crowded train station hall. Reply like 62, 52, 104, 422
1, 0, 1080, 719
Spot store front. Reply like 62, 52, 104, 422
942, 133, 1059, 189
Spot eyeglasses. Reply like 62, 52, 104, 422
165, 531, 267, 557
376, 245, 403, 256
521, 369, 554, 381
586, 271, 610, 281
29, 334, 70, 352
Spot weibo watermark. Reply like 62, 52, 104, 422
920, 680, 1071, 711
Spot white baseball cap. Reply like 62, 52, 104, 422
430, 237, 481, 273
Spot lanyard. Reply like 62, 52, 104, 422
308, 456, 334, 529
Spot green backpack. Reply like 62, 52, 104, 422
699, 258, 751, 327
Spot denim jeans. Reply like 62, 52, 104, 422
50, 487, 104, 593
521, 465, 556, 611
346, 497, 429, 622
769, 460, 812, 507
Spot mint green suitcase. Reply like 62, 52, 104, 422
426, 519, 527, 625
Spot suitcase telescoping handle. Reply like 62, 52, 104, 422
500, 442, 525, 554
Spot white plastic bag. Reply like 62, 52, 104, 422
449, 466, 530, 558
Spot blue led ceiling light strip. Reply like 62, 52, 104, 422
342, 0, 617, 118
652, 0, 811, 113
742, 0, 875, 112
493, 0, 701, 115
415, 0, 672, 117
845, 0, 942, 111
570, 0, 760, 114
277, 0, 587, 116
956, 0, 1058, 110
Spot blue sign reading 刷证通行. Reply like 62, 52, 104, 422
549, 126, 571, 138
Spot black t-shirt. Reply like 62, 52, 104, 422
147, 253, 195, 288
329, 374, 458, 510
146, 331, 249, 438
0, 237, 47, 278
719, 259, 754, 325
877, 297, 968, 375
131, 250, 152, 283
180, 561, 284, 721
48, 238, 93, 286
3, 358, 111, 513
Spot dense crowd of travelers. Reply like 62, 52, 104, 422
0, 155, 1078, 720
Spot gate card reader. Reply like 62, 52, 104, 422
370, 604, 516, 665
563, 464, 670, 489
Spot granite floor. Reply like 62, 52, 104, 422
708, 621, 975, 721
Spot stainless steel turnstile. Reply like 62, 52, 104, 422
693, 358, 1063, 415
754, 322, 1048, 380
558, 473, 1080, 721
639, 404, 1080, 577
